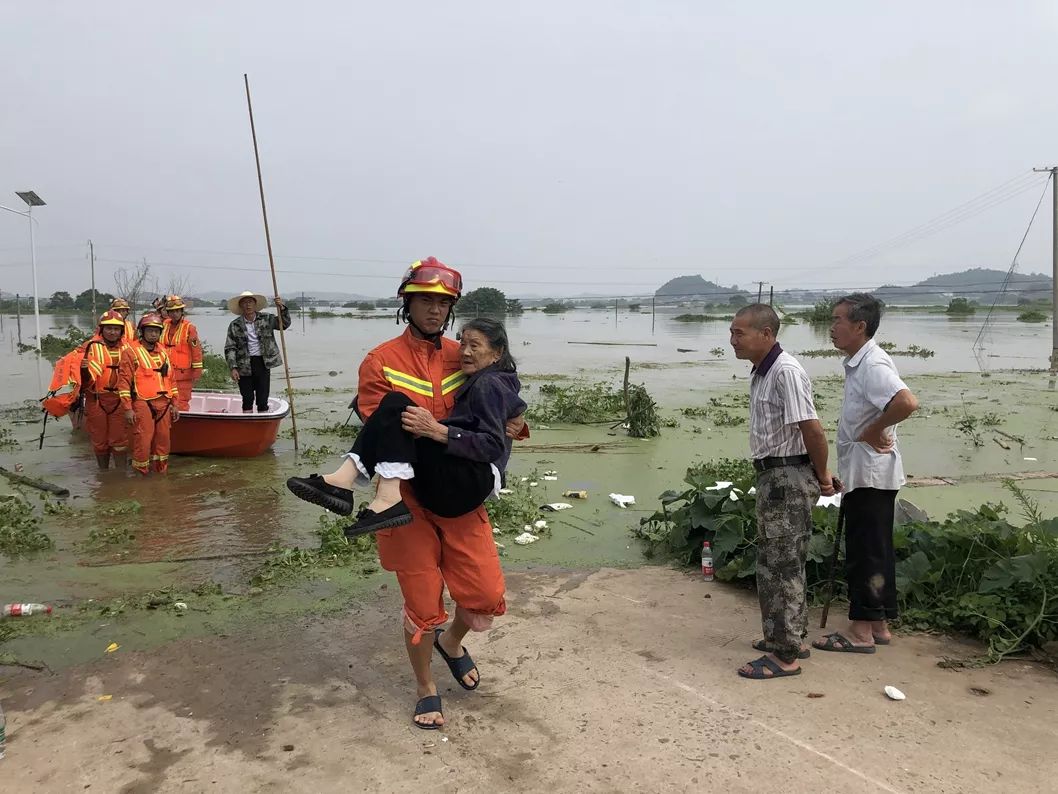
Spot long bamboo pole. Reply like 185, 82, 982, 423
243, 74, 299, 451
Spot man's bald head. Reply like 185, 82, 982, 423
734, 303, 780, 338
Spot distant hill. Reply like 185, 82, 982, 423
874, 268, 1051, 305
654, 275, 749, 303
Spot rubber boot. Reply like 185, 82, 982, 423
112, 451, 127, 470
96, 453, 111, 470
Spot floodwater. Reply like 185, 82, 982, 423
1, 306, 1056, 610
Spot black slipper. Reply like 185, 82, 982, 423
737, 655, 802, 680
286, 474, 354, 516
413, 694, 443, 730
752, 639, 810, 659
434, 628, 480, 691
812, 632, 876, 654
343, 501, 413, 538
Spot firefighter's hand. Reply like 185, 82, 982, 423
505, 414, 526, 439
230, 368, 240, 382
170, 406, 180, 423
125, 409, 135, 426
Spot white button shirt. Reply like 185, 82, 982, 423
837, 339, 909, 492
749, 347, 818, 459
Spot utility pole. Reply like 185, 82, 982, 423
89, 239, 97, 318
769, 285, 774, 306
16, 293, 22, 345
1034, 166, 1058, 372
757, 281, 764, 303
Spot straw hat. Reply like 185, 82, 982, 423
228, 291, 268, 314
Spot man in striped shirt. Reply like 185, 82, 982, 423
730, 304, 836, 680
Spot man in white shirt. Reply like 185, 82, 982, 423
730, 304, 836, 680
814, 294, 918, 654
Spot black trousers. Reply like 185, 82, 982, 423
238, 356, 270, 412
843, 487, 899, 622
349, 392, 494, 518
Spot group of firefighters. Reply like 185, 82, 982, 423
79, 295, 203, 474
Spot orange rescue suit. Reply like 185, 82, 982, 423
83, 335, 131, 456
161, 317, 203, 410
118, 341, 179, 474
357, 327, 509, 641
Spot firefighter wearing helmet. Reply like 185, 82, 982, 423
109, 297, 136, 340
81, 310, 133, 469
285, 257, 526, 730
160, 295, 203, 411
117, 312, 180, 475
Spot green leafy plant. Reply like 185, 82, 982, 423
484, 474, 544, 535
1017, 310, 1047, 323
634, 461, 1058, 664
0, 495, 54, 556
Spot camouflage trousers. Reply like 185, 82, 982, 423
755, 463, 820, 663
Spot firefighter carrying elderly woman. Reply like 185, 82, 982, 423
117, 312, 180, 475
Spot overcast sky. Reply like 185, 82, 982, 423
2, 1, 1057, 300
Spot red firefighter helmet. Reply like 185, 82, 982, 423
137, 312, 165, 332
397, 257, 462, 299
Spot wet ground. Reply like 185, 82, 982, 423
2, 567, 1057, 793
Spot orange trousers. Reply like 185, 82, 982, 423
172, 369, 195, 411
130, 397, 172, 475
84, 393, 127, 456
376, 483, 506, 643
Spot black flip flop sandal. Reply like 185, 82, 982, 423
286, 474, 354, 516
737, 655, 802, 680
752, 639, 810, 659
434, 628, 480, 691
343, 501, 413, 538
413, 694, 443, 730
813, 632, 876, 654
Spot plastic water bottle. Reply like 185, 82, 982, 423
2, 604, 52, 617
701, 541, 714, 581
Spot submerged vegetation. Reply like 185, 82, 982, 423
799, 344, 934, 358
0, 495, 55, 556
18, 325, 91, 360
635, 462, 1058, 665
250, 515, 379, 587
527, 380, 661, 438
1017, 310, 1047, 323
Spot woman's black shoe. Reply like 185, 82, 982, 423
286, 474, 355, 516
344, 501, 413, 537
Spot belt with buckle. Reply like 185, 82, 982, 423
752, 454, 810, 473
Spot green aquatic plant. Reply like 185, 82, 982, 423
1017, 310, 1047, 323
0, 495, 54, 556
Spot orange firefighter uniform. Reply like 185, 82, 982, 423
359, 258, 524, 643
161, 296, 203, 411
83, 312, 132, 467
118, 317, 179, 475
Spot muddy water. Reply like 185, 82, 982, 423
1, 307, 1056, 609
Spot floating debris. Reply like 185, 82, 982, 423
514, 532, 539, 545
541, 503, 573, 511
562, 490, 588, 499
609, 493, 636, 508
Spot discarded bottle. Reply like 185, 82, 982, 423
701, 541, 714, 581
2, 604, 52, 617
562, 490, 588, 500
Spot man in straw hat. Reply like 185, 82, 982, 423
223, 291, 290, 413
161, 295, 203, 411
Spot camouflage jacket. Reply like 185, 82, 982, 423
224, 308, 291, 375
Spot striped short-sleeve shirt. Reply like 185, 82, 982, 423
748, 346, 818, 459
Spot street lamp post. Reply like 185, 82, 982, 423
15, 191, 46, 352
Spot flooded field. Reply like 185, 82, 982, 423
1, 307, 1055, 666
